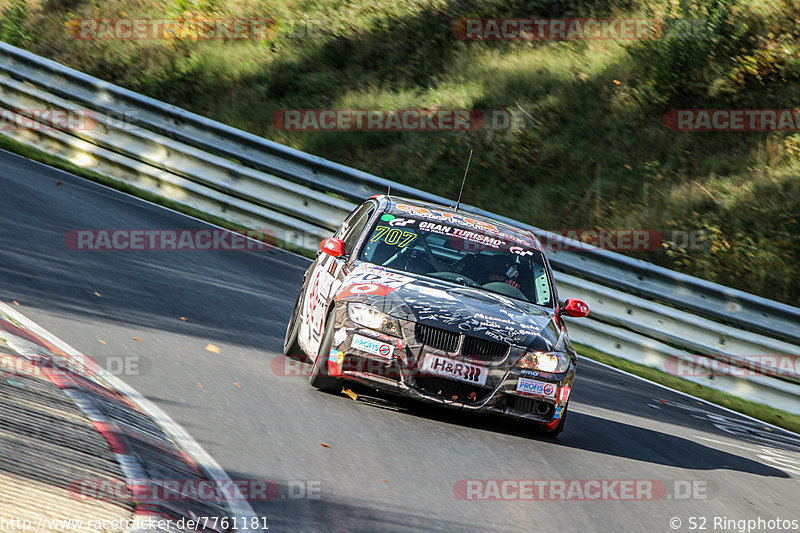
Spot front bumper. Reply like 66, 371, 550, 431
325, 312, 573, 427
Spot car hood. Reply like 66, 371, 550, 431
337, 264, 559, 350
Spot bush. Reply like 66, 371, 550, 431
1, 0, 33, 46
629, 0, 745, 103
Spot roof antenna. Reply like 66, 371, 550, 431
387, 184, 391, 197
455, 149, 473, 211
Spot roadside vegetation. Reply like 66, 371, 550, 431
1, 0, 799, 305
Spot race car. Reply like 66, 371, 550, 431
284, 195, 589, 438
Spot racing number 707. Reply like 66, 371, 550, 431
369, 226, 417, 247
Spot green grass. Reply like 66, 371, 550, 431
576, 342, 800, 434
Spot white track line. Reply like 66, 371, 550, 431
580, 356, 800, 438
0, 301, 265, 531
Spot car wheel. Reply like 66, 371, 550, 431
309, 307, 341, 393
283, 294, 305, 358
538, 403, 568, 439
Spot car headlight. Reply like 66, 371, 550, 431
518, 351, 569, 373
347, 302, 402, 337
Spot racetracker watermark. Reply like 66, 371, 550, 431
273, 354, 410, 380
665, 109, 800, 131
64, 229, 275, 251
664, 355, 800, 379
0, 108, 139, 132
454, 479, 709, 501
271, 228, 704, 254
68, 18, 324, 40
453, 18, 710, 40
456, 229, 703, 252
539, 230, 661, 251
0, 353, 149, 378
0, 108, 96, 131
542, 229, 707, 251
271, 109, 526, 131
273, 354, 498, 385
0, 109, 137, 131
68, 479, 321, 502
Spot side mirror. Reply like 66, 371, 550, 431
561, 298, 589, 318
320, 237, 346, 258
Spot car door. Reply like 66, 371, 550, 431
298, 200, 377, 359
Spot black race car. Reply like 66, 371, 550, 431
284, 195, 589, 437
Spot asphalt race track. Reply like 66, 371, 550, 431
1, 148, 798, 532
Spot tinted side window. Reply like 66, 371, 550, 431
337, 202, 375, 255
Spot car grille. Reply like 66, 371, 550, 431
415, 323, 459, 352
415, 324, 510, 363
414, 377, 493, 404
462, 336, 509, 361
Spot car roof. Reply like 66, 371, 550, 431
372, 195, 543, 251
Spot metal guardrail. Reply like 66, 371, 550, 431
0, 72, 352, 222
2, 42, 797, 347
1, 42, 799, 414
558, 272, 800, 383
569, 319, 800, 415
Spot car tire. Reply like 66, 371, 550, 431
283, 294, 305, 358
309, 307, 341, 393
538, 403, 568, 439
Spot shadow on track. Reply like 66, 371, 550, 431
233, 474, 470, 533
318, 385, 790, 480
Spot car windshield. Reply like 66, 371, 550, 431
359, 214, 553, 307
